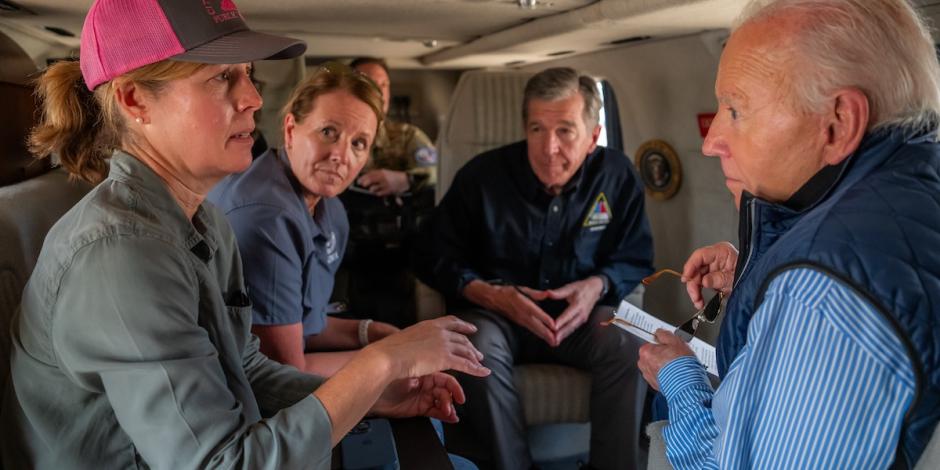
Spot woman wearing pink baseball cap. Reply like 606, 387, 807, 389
1, 1, 489, 468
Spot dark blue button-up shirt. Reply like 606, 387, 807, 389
420, 141, 653, 314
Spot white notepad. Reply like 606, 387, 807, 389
613, 300, 719, 376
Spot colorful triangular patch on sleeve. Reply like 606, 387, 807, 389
583, 192, 612, 227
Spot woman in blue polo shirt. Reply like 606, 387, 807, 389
210, 63, 401, 376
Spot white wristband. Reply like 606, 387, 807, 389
358, 319, 373, 347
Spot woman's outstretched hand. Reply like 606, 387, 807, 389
315, 315, 489, 445
366, 315, 491, 380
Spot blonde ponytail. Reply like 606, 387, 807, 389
29, 60, 115, 184
29, 59, 208, 184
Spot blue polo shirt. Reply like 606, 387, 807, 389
208, 148, 348, 337
419, 141, 653, 314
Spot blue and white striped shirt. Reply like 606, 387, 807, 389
658, 268, 915, 469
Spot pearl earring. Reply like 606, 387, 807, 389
135, 117, 143, 124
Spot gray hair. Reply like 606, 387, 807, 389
735, 0, 940, 138
523, 67, 602, 129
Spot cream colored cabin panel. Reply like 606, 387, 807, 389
388, 69, 462, 142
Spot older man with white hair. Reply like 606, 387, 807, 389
638, 0, 940, 468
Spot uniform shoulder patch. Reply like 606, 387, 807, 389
415, 146, 438, 166
583, 192, 612, 228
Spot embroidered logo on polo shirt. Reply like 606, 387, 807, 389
325, 232, 340, 264
583, 193, 611, 229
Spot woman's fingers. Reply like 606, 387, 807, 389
452, 356, 491, 377
382, 316, 491, 379
437, 315, 479, 335
426, 398, 458, 423
439, 332, 488, 374
433, 378, 462, 422
448, 331, 483, 361
447, 337, 485, 365
442, 374, 466, 404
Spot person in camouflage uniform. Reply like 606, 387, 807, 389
351, 57, 437, 196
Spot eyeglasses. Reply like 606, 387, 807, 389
642, 268, 723, 342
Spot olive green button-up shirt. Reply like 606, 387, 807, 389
2, 151, 333, 469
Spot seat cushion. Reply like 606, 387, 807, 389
0, 82, 51, 187
916, 424, 940, 469
645, 420, 673, 470
515, 363, 591, 425
436, 70, 531, 200
0, 169, 91, 394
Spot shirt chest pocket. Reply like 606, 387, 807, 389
224, 302, 253, 353
196, 297, 251, 374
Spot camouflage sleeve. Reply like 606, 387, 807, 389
405, 125, 438, 191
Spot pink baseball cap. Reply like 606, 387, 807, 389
80, 0, 306, 90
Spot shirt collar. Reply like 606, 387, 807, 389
108, 150, 218, 261
781, 158, 850, 211
277, 147, 313, 212
780, 125, 925, 212
276, 147, 331, 241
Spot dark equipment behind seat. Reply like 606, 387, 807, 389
335, 186, 434, 328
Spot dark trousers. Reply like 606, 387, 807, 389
453, 306, 647, 470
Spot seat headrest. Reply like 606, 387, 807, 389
0, 31, 51, 186
0, 81, 52, 187
0, 29, 36, 86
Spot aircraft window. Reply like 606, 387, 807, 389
596, 80, 608, 147
595, 79, 624, 152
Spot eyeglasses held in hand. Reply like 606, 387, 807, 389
643, 268, 724, 342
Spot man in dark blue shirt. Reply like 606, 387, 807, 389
418, 67, 654, 470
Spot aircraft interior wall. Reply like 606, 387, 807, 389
386, 69, 462, 142
0, 22, 72, 71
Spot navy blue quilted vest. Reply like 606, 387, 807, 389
717, 128, 940, 467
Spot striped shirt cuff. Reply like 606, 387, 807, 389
658, 356, 711, 402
